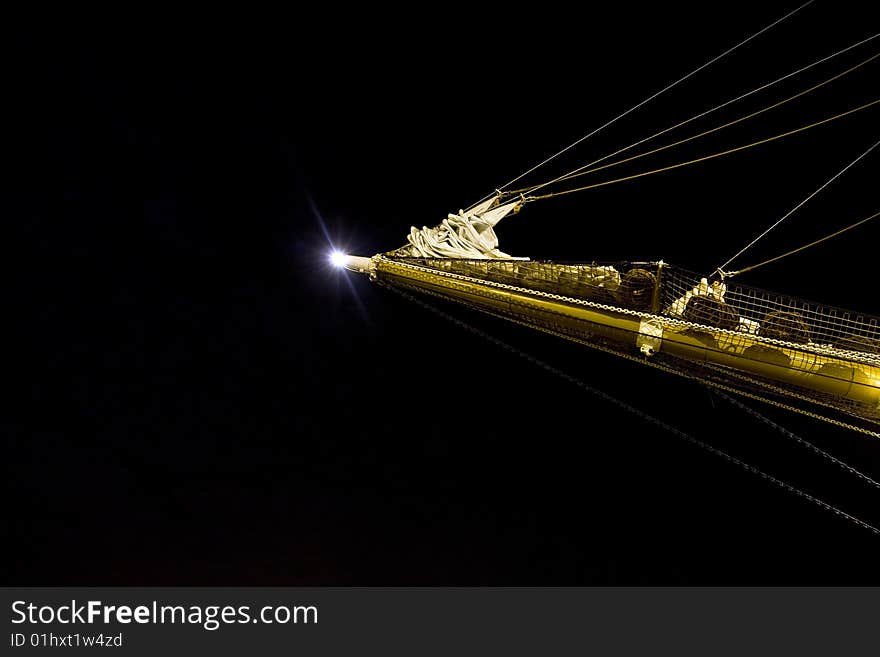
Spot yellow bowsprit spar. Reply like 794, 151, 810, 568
339, 252, 880, 436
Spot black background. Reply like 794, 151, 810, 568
10, 2, 880, 584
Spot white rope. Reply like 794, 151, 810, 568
718, 137, 880, 274
525, 32, 880, 196
465, 0, 816, 211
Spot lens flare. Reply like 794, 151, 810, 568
330, 250, 347, 268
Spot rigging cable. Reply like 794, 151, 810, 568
523, 99, 879, 202
515, 51, 879, 193
379, 280, 880, 536
465, 0, 817, 211
716, 137, 880, 276
515, 35, 880, 196
723, 209, 880, 277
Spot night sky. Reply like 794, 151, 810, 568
11, 3, 880, 584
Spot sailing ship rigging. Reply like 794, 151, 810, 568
328, 2, 880, 532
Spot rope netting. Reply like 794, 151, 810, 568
662, 265, 880, 353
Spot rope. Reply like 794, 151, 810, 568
717, 138, 880, 274
516, 35, 880, 196
525, 98, 880, 202
711, 389, 880, 489
380, 280, 880, 537
519, 52, 879, 192
725, 209, 880, 277
464, 0, 817, 212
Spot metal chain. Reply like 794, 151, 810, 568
482, 291, 880, 438
378, 256, 880, 365
711, 389, 880, 489
376, 258, 880, 438
700, 362, 880, 433
379, 280, 880, 536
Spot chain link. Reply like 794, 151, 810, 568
377, 256, 880, 438
378, 280, 880, 536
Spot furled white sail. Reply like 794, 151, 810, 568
399, 198, 524, 259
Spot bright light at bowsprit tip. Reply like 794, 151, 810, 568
329, 250, 347, 268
